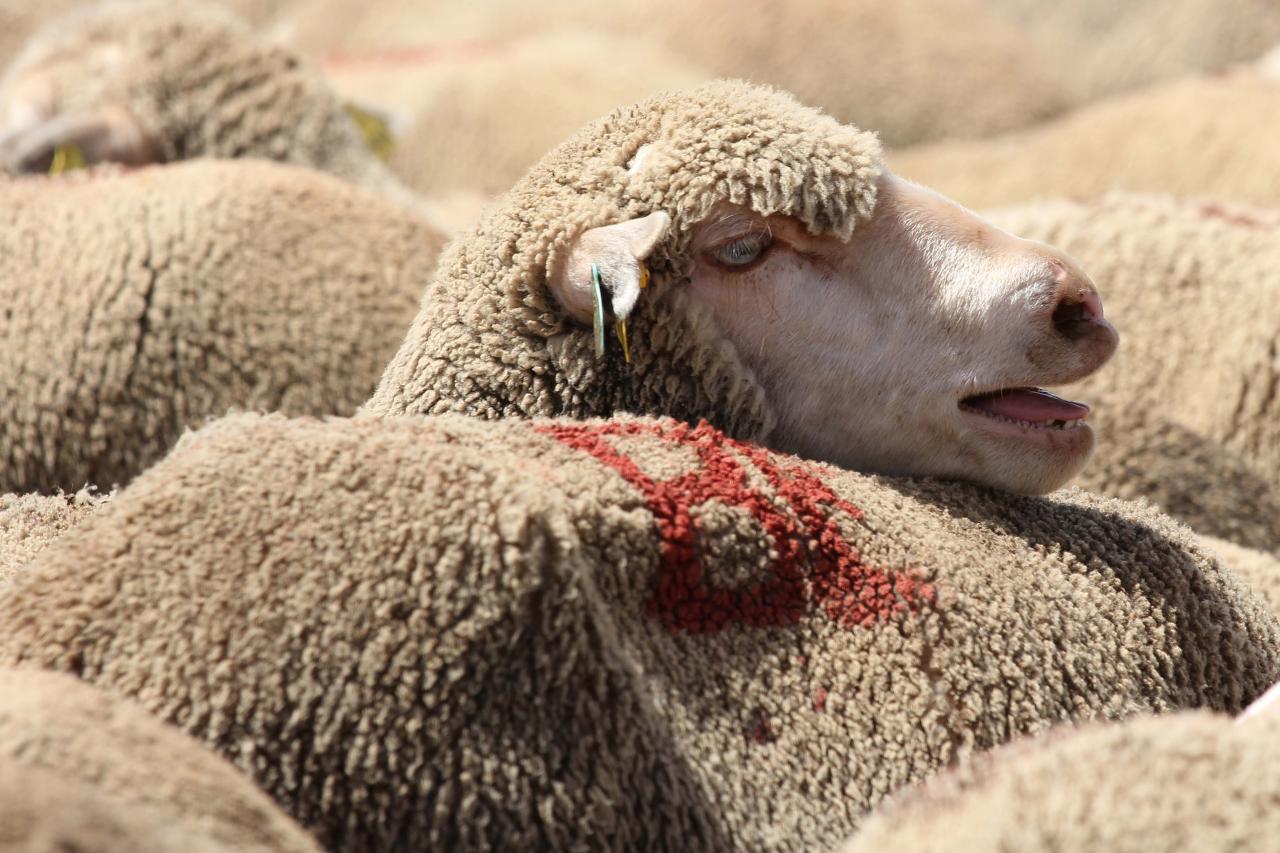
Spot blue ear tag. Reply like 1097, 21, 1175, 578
591, 263, 607, 358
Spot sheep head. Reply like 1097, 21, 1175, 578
370, 80, 1118, 494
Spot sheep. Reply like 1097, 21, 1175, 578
985, 0, 1280, 100
0, 667, 321, 852
1201, 536, 1280, 621
2, 410, 1276, 850
364, 80, 1119, 497
0, 158, 444, 494
984, 194, 1280, 544
839, 710, 1280, 853
323, 29, 710, 197
890, 74, 1280, 210
0, 0, 470, 230
569, 0, 1075, 147
0, 489, 107, 585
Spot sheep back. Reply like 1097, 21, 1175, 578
1, 412, 1276, 850
0, 489, 107, 585
841, 710, 1280, 852
0, 667, 321, 852
0, 159, 443, 493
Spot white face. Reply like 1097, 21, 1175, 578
684, 173, 1118, 494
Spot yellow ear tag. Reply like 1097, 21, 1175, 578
48, 142, 86, 176
343, 102, 396, 162
638, 263, 650, 290
615, 317, 631, 364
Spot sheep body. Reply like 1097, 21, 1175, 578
891, 75, 1280, 209
0, 159, 443, 493
841, 710, 1280, 852
987, 195, 1280, 532
2, 411, 1277, 850
0, 667, 321, 852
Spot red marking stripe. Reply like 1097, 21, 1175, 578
538, 420, 935, 634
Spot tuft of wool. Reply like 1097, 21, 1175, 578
890, 75, 1280, 209
3, 412, 1276, 850
0, 0, 436, 219
0, 159, 444, 494
364, 79, 883, 443
840, 710, 1280, 853
0, 489, 107, 585
0, 667, 321, 853
987, 194, 1280, 551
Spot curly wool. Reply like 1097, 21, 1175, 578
3, 412, 1276, 850
0, 489, 107, 585
841, 711, 1280, 853
890, 75, 1280, 209
0, 159, 443, 493
0, 668, 320, 853
365, 80, 883, 442
1201, 536, 1280, 621
0, 0, 429, 215
987, 194, 1280, 551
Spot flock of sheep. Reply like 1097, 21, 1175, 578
2, 0, 1280, 850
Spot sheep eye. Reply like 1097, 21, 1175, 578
713, 233, 772, 268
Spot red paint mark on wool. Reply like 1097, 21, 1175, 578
748, 709, 776, 745
813, 688, 828, 712
1198, 202, 1269, 229
537, 420, 935, 634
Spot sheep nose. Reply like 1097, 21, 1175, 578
1046, 258, 1108, 341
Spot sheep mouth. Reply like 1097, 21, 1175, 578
958, 387, 1089, 432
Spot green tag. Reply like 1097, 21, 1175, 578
591, 263, 607, 358
343, 102, 396, 162
49, 142, 86, 175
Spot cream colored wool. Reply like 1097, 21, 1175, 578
841, 711, 1280, 853
0, 0, 435, 218
576, 0, 1072, 147
3, 412, 1277, 851
0, 489, 106, 585
0, 159, 443, 493
365, 80, 882, 439
0, 668, 321, 853
891, 75, 1280, 210
987, 195, 1280, 546
985, 0, 1280, 100
1201, 536, 1280, 621
325, 30, 709, 197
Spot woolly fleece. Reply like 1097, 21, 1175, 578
0, 1, 430, 217
578, 0, 1073, 147
891, 75, 1280, 209
0, 490, 107, 585
0, 668, 321, 853
841, 711, 1280, 853
365, 80, 883, 442
330, 30, 709, 197
3, 412, 1277, 850
0, 159, 443, 493
988, 195, 1280, 550
1201, 536, 1280, 621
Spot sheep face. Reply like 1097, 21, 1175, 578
553, 173, 1118, 495
689, 174, 1117, 494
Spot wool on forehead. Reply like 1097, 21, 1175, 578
365, 80, 883, 436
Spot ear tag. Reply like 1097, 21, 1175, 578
591, 263, 607, 358
615, 317, 631, 364
49, 142, 86, 176
343, 101, 396, 162
638, 263, 650, 291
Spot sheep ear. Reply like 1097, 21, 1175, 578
548, 211, 671, 324
0, 107, 162, 175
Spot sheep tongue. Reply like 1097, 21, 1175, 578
963, 388, 1089, 422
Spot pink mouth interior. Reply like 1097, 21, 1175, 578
960, 387, 1089, 423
